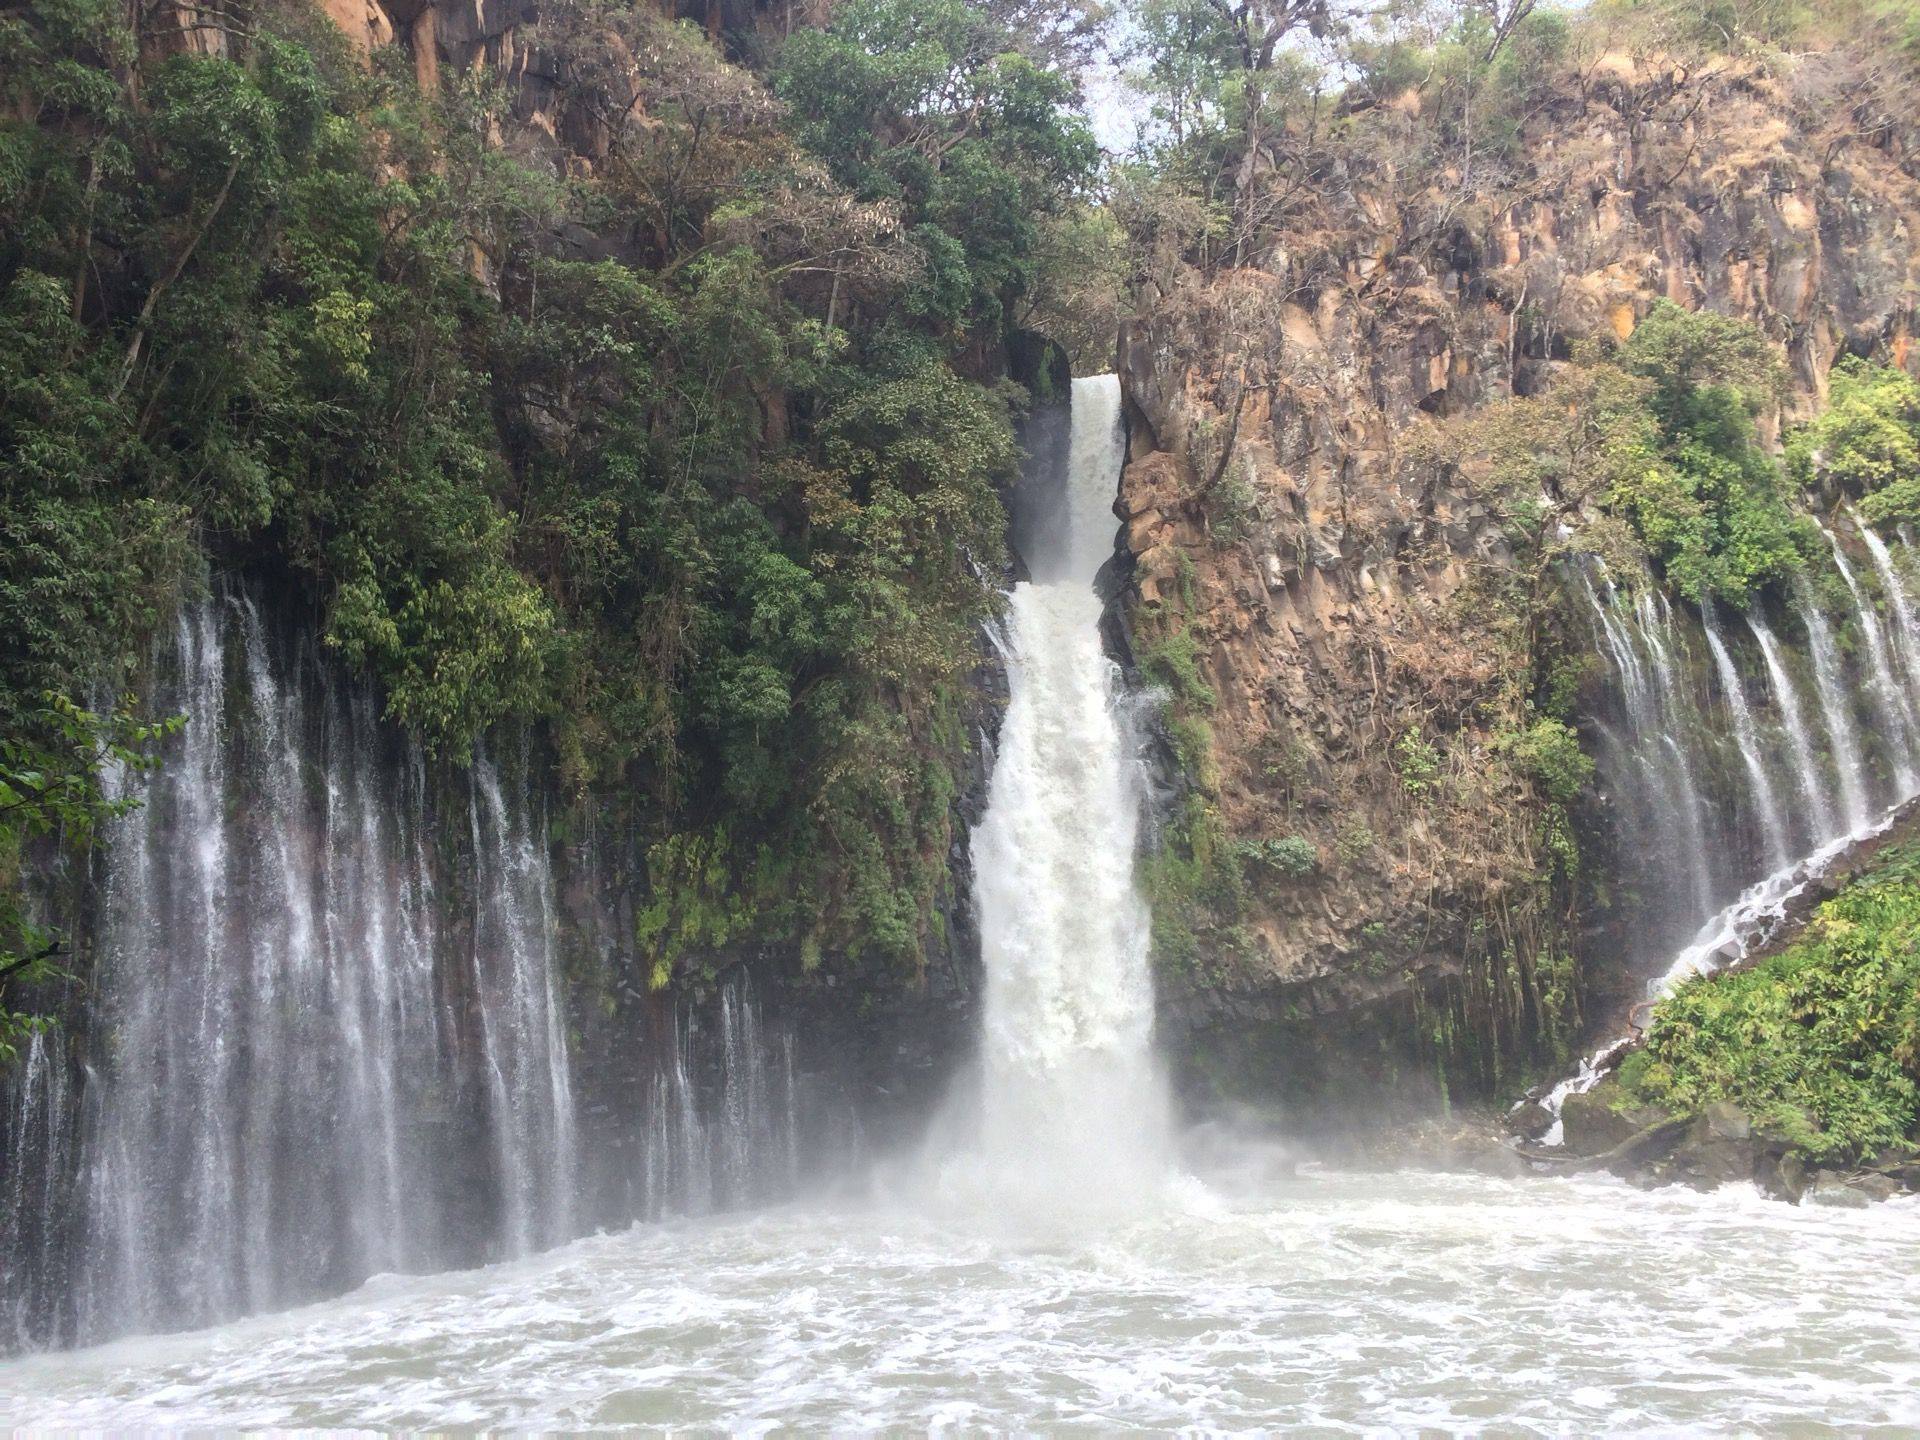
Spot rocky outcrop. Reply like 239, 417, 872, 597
1531, 1087, 1920, 1204
1118, 48, 1920, 1082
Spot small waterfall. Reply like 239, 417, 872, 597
1792, 583, 1871, 831
1822, 522, 1919, 794
68, 592, 581, 1339
1745, 609, 1837, 845
1582, 579, 1716, 919
1702, 608, 1790, 869
635, 971, 799, 1221
963, 374, 1167, 1206
1536, 515, 1920, 1141
1, 1032, 74, 1351
469, 753, 579, 1255
1854, 510, 1920, 694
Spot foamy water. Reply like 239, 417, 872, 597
3, 1161, 1915, 1430
964, 373, 1169, 1209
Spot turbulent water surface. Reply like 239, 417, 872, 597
2, 1161, 1915, 1431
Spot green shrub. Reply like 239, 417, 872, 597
1140, 623, 1216, 708
1498, 717, 1595, 805
1619, 840, 1920, 1160
1238, 833, 1317, 878
1395, 726, 1442, 798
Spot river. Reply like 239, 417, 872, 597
2, 1156, 1915, 1430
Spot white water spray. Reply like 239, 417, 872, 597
964, 375, 1169, 1207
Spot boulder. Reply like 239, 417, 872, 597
1757, 1150, 1809, 1204
1805, 1171, 1871, 1208
1560, 1085, 1669, 1155
1506, 1100, 1554, 1142
1702, 1101, 1752, 1141
1850, 1172, 1902, 1204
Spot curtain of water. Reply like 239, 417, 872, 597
0, 587, 813, 1351
1854, 510, 1920, 688
0, 1032, 73, 1351
1745, 608, 1838, 846
1792, 582, 1871, 831
1544, 515, 1920, 1132
1581, 578, 1717, 921
1820, 522, 1918, 792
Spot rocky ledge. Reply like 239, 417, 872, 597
1521, 1089, 1920, 1207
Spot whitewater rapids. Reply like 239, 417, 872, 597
2, 1162, 1915, 1430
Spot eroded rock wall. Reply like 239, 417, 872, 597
1119, 51, 1920, 1092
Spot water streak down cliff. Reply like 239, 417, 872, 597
0, 584, 843, 1352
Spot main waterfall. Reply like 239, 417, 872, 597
965, 374, 1168, 1203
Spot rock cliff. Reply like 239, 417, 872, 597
1115, 42, 1920, 1111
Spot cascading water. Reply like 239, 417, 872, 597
1581, 577, 1718, 938
1539, 513, 1920, 1140
962, 374, 1168, 1205
468, 752, 579, 1255
67, 592, 577, 1339
1745, 608, 1837, 845
1821, 522, 1918, 791
0, 586, 819, 1351
1792, 582, 1871, 831
1701, 606, 1790, 870
0, 1032, 72, 1352
1854, 509, 1920, 688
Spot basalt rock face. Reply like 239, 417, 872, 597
1116, 51, 1920, 1109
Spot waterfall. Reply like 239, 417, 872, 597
1792, 583, 1871, 831
1853, 510, 1920, 693
1702, 608, 1791, 870
1821, 522, 1918, 794
964, 374, 1167, 1205
0, 586, 833, 1353
67, 591, 582, 1338
1, 1032, 73, 1351
469, 752, 579, 1255
1535, 516, 1920, 1142
1745, 609, 1837, 845
635, 971, 799, 1221
1582, 579, 1715, 919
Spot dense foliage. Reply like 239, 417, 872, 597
1788, 358, 1920, 527
1619, 839, 1920, 1161
1606, 303, 1804, 604
0, 697, 177, 1057
0, 0, 1097, 1002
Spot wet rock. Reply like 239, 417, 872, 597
1560, 1086, 1667, 1155
1757, 1150, 1808, 1204
1673, 1141, 1757, 1191
1850, 1172, 1901, 1204
1470, 1145, 1534, 1179
1702, 1101, 1752, 1141
1506, 1101, 1554, 1141
1805, 1171, 1870, 1208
